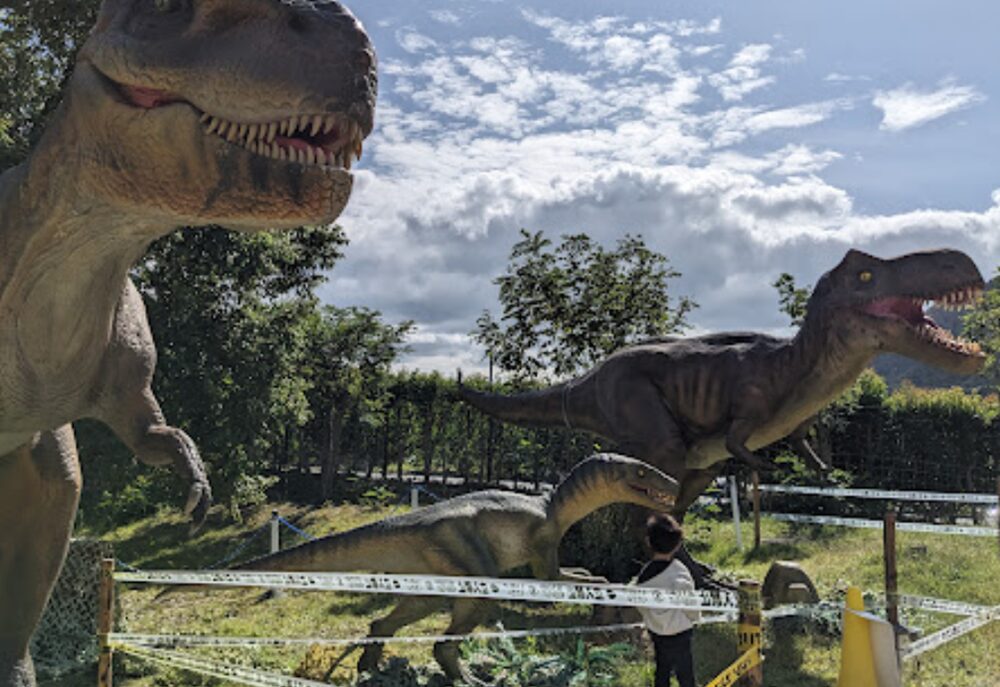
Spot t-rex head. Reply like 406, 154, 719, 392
52, 0, 376, 230
806, 248, 986, 375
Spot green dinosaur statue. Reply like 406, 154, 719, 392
0, 1, 375, 683
195, 454, 678, 685
460, 249, 985, 575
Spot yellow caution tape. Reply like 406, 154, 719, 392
704, 646, 763, 687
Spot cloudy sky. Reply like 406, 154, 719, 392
327, 0, 1000, 374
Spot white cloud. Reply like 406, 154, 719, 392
707, 43, 775, 101
396, 29, 438, 53
429, 9, 460, 25
872, 80, 986, 132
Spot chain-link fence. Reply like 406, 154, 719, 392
32, 538, 114, 680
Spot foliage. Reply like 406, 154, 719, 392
772, 272, 810, 327
962, 271, 1000, 386
0, 1, 99, 169
473, 230, 696, 382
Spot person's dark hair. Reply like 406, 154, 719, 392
646, 513, 683, 554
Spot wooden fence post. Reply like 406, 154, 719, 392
737, 579, 763, 686
752, 471, 761, 551
883, 509, 899, 655
97, 558, 115, 687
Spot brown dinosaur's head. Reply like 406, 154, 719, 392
57, 0, 376, 230
807, 248, 986, 375
570, 454, 679, 511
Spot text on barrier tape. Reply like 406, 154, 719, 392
757, 484, 998, 504
115, 643, 329, 687
704, 647, 763, 687
901, 606, 1000, 661
115, 570, 739, 611
766, 512, 995, 537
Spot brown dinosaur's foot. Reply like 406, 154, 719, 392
433, 641, 488, 686
184, 480, 213, 535
0, 649, 35, 687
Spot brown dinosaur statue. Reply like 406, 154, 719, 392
164, 453, 678, 685
0, 1, 376, 684
460, 249, 986, 579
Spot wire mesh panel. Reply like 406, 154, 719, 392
32, 538, 114, 680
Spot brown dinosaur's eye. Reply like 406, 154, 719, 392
154, 0, 181, 12
858, 270, 873, 283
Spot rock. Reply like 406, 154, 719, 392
761, 561, 819, 609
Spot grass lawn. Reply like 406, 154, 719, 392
43, 500, 999, 687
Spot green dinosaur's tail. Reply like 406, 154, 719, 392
156, 521, 416, 600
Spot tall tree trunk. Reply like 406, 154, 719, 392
396, 402, 405, 481
422, 406, 434, 482
320, 402, 345, 501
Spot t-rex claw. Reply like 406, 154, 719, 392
185, 482, 212, 534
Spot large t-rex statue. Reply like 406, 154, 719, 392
460, 249, 986, 571
168, 453, 678, 685
0, 1, 376, 684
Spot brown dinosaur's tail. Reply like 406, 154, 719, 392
456, 382, 575, 429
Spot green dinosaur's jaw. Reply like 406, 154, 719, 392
628, 482, 676, 508
859, 284, 985, 361
117, 82, 365, 171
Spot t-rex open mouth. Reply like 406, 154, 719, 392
860, 283, 984, 357
117, 82, 364, 170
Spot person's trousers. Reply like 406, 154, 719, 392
650, 628, 695, 687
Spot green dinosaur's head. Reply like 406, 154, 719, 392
806, 248, 986, 375
53, 0, 376, 230
568, 454, 679, 511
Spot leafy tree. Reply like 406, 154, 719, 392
773, 272, 810, 327
962, 271, 1000, 386
474, 230, 696, 382
0, 1, 99, 169
303, 306, 413, 499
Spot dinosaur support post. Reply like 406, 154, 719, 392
460, 249, 986, 581
0, 2, 376, 684
163, 453, 679, 685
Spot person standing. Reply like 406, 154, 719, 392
634, 513, 700, 687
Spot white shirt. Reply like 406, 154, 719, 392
633, 558, 700, 636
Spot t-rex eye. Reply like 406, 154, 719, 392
154, 0, 182, 12
637, 468, 645, 478
858, 270, 873, 283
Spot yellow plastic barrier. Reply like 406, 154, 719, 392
837, 587, 901, 687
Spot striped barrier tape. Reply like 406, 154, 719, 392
114, 642, 329, 687
109, 622, 649, 650
115, 569, 739, 611
766, 512, 995, 537
704, 647, 763, 687
896, 594, 993, 617
758, 484, 998, 505
901, 606, 1000, 660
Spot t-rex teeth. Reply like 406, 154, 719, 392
200, 113, 211, 123
206, 117, 220, 134
266, 122, 277, 143
306, 146, 316, 165
311, 115, 323, 136
324, 116, 337, 134
299, 114, 311, 132
247, 124, 259, 143
280, 119, 290, 136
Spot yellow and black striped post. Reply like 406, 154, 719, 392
737, 579, 763, 686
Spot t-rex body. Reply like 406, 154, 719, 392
0, 2, 376, 684
211, 454, 678, 684
460, 249, 986, 528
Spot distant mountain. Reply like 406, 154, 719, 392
871, 278, 996, 391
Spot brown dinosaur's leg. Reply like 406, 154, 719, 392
99, 389, 212, 530
357, 596, 442, 673
671, 466, 732, 591
433, 599, 493, 686
0, 427, 81, 687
